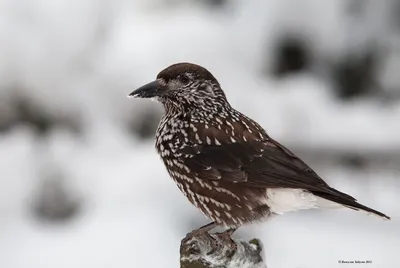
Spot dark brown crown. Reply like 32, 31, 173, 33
157, 62, 218, 83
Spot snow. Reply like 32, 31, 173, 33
1, 0, 400, 268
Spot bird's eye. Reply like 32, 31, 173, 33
179, 74, 190, 84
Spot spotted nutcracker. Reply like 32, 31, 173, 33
129, 62, 390, 238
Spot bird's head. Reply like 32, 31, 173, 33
129, 63, 229, 113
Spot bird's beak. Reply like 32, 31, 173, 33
128, 80, 161, 99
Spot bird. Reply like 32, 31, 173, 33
128, 62, 390, 240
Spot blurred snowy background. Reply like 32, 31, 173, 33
0, 0, 399, 267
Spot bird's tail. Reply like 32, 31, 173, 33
312, 187, 391, 220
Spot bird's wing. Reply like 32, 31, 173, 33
179, 118, 356, 201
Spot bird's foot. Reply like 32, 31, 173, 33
182, 229, 202, 244
182, 223, 238, 258
182, 221, 219, 244
214, 228, 238, 255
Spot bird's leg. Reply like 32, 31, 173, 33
182, 223, 239, 257
214, 227, 238, 252
182, 221, 220, 243
219, 227, 237, 236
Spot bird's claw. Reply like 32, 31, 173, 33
214, 230, 238, 254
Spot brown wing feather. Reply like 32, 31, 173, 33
181, 116, 357, 201
178, 115, 390, 219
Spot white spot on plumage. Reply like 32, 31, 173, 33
195, 177, 205, 188
164, 134, 173, 140
201, 203, 214, 218
185, 183, 199, 208
203, 181, 213, 190
215, 187, 240, 201
195, 133, 201, 143
206, 136, 212, 145
225, 211, 233, 219
215, 138, 221, 145
190, 123, 197, 132
178, 174, 194, 183
231, 217, 239, 224
225, 204, 233, 211
161, 150, 170, 157
209, 198, 229, 210
177, 183, 185, 194
196, 194, 210, 203
183, 165, 190, 173
230, 137, 236, 143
